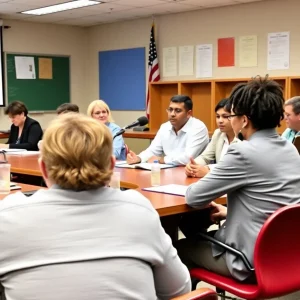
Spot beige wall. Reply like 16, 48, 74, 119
0, 20, 87, 129
86, 0, 300, 130
2, 0, 300, 136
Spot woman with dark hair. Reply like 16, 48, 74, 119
185, 98, 238, 178
177, 76, 300, 283
0, 101, 43, 150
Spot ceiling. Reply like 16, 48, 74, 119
0, 0, 267, 27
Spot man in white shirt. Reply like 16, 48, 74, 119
127, 95, 209, 165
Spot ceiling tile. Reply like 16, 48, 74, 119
0, 2, 38, 13
81, 2, 134, 12
0, 12, 33, 20
10, 0, 68, 5
112, 0, 168, 7
0, 0, 269, 27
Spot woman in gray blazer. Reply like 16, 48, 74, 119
185, 99, 238, 178
177, 76, 300, 283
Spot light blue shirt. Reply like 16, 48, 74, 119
282, 128, 300, 142
106, 122, 126, 160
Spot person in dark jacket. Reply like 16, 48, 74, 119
0, 101, 43, 150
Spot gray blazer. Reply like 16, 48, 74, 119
195, 129, 239, 165
186, 129, 300, 281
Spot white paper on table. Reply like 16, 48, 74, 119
267, 32, 290, 70
0, 148, 27, 153
15, 56, 36, 79
179, 45, 194, 76
163, 47, 177, 77
115, 161, 127, 166
143, 184, 188, 196
196, 44, 213, 78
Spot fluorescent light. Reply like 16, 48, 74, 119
21, 0, 101, 16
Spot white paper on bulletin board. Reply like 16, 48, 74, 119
267, 32, 290, 70
196, 44, 213, 78
163, 47, 177, 77
239, 35, 257, 67
179, 45, 194, 76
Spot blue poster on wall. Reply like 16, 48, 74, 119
99, 47, 146, 111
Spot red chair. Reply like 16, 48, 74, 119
190, 204, 300, 299
171, 287, 218, 300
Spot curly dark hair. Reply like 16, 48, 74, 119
228, 76, 284, 129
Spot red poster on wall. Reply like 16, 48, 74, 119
218, 37, 235, 67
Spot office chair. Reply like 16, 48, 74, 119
190, 204, 300, 299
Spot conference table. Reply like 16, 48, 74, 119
6, 154, 226, 217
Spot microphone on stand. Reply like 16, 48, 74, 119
113, 116, 148, 139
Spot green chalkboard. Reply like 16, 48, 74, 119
6, 53, 70, 111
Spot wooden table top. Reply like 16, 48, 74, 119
0, 132, 9, 139
7, 154, 226, 216
0, 183, 45, 200
123, 130, 156, 139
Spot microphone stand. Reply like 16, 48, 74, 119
113, 129, 125, 140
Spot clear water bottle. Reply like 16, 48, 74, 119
151, 160, 161, 186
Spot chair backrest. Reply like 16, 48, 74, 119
254, 204, 300, 298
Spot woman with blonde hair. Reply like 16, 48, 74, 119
0, 113, 191, 300
87, 100, 126, 160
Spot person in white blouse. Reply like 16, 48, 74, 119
185, 99, 238, 178
127, 95, 209, 166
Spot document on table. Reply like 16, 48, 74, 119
0, 148, 27, 153
143, 184, 228, 199
143, 184, 188, 196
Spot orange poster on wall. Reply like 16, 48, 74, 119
218, 37, 235, 67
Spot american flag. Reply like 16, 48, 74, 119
146, 23, 160, 119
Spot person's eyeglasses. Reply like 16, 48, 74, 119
166, 108, 183, 114
227, 114, 241, 120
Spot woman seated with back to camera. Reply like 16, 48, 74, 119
0, 113, 191, 300
0, 101, 43, 150
177, 76, 300, 283
185, 98, 238, 178
87, 100, 126, 160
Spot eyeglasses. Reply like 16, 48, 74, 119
166, 108, 184, 114
227, 114, 241, 120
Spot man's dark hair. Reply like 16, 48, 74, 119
5, 101, 28, 116
228, 76, 284, 129
215, 98, 230, 113
56, 103, 79, 115
170, 95, 193, 111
